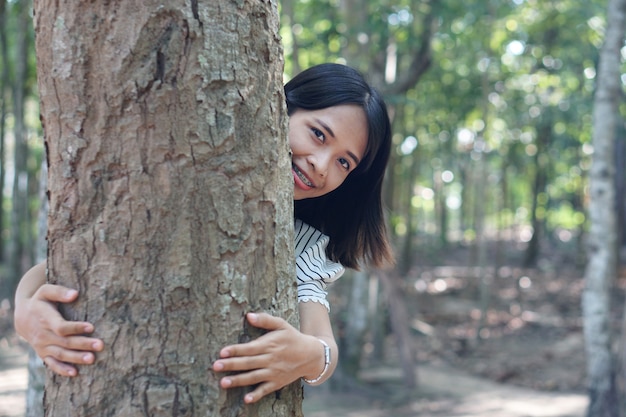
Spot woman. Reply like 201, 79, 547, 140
14, 63, 393, 404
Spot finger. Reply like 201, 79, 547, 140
213, 354, 268, 373
218, 343, 260, 359
35, 284, 79, 303
43, 356, 79, 377
246, 312, 287, 332
44, 344, 97, 366
244, 381, 279, 404
219, 368, 269, 390
218, 334, 272, 359
59, 335, 104, 352
56, 321, 96, 337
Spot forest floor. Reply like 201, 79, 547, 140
300, 236, 599, 416
1, 237, 622, 416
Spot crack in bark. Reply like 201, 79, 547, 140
190, 0, 201, 25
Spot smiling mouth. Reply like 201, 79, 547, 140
292, 164, 314, 187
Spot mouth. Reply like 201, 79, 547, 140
292, 163, 315, 189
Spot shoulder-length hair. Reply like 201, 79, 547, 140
285, 63, 394, 270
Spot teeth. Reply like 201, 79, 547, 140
293, 164, 313, 187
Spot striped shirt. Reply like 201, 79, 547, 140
295, 219, 345, 311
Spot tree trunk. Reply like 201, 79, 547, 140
340, 270, 369, 378
616, 133, 625, 249
0, 0, 9, 264
4, 0, 30, 306
400, 151, 419, 275
582, 0, 625, 415
523, 123, 550, 268
35, 1, 301, 416
25, 161, 48, 417
378, 272, 416, 389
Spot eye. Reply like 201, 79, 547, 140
339, 157, 350, 171
312, 127, 325, 142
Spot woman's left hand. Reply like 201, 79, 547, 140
212, 312, 322, 404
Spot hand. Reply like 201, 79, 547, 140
14, 284, 104, 377
212, 312, 323, 404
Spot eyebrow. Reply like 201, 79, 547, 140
316, 118, 362, 166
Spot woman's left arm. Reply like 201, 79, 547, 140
297, 301, 338, 384
211, 303, 337, 404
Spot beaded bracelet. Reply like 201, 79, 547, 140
302, 338, 331, 385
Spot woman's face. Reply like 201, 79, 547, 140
289, 105, 368, 200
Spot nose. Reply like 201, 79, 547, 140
307, 151, 331, 179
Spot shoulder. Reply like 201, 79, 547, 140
294, 219, 344, 281
294, 219, 329, 256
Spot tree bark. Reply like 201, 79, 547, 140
34, 1, 301, 416
582, 0, 625, 415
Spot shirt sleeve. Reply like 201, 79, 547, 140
294, 220, 345, 312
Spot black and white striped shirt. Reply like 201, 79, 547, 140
295, 219, 345, 311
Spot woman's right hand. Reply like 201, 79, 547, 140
14, 283, 104, 377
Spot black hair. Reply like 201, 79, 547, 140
285, 63, 394, 269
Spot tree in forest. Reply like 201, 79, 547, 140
2, 0, 33, 306
581, 0, 625, 416
34, 1, 301, 416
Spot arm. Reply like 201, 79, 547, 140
298, 301, 338, 385
14, 261, 104, 376
212, 303, 338, 404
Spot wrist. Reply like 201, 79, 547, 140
302, 338, 331, 385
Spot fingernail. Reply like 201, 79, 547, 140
92, 341, 101, 350
245, 394, 254, 403
67, 369, 77, 376
66, 290, 78, 299
213, 362, 224, 371
222, 378, 232, 388
248, 313, 258, 321
220, 349, 231, 358
83, 354, 93, 363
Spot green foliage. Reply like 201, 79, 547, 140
1, 0, 623, 274
282, 0, 624, 264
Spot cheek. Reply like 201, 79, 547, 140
288, 132, 303, 152
326, 172, 348, 193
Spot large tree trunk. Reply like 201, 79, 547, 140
34, 1, 301, 416
582, 0, 625, 415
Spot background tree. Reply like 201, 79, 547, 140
34, 0, 301, 416
2, 0, 35, 306
582, 0, 625, 415
277, 0, 625, 396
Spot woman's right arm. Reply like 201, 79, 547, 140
14, 261, 103, 377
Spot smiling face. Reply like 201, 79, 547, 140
289, 105, 368, 200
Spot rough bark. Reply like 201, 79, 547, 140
34, 1, 300, 416
581, 0, 625, 415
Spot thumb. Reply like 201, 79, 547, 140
246, 312, 287, 331
35, 284, 79, 303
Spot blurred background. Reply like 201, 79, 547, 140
0, 0, 625, 416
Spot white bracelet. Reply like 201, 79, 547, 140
303, 338, 331, 385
